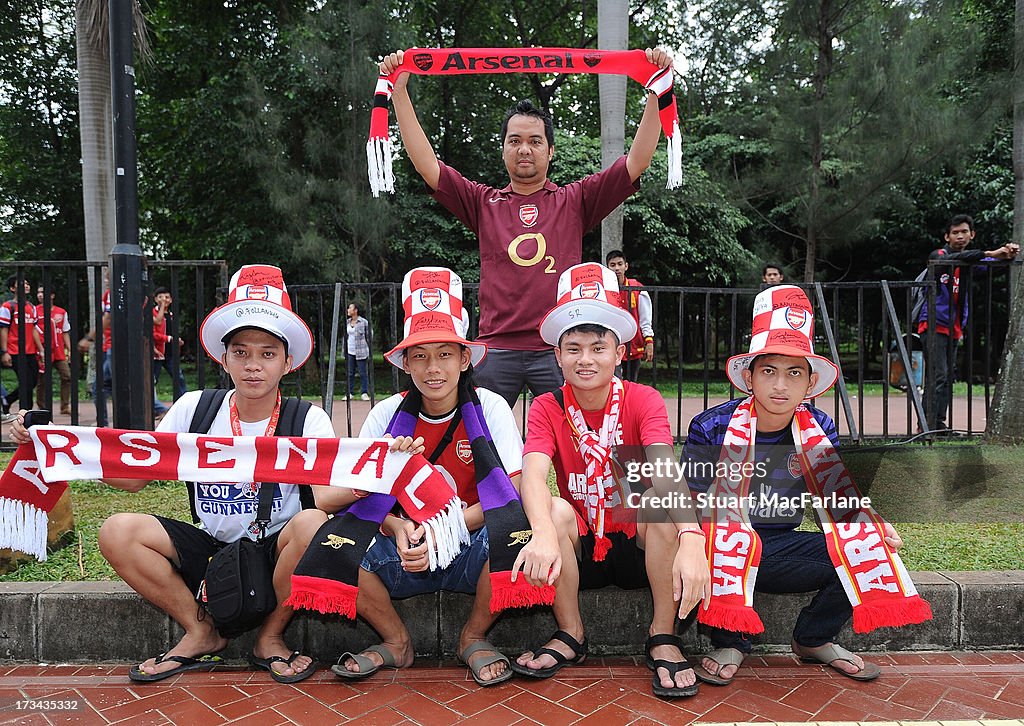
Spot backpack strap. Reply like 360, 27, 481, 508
186, 389, 230, 524
427, 409, 463, 464
552, 387, 565, 411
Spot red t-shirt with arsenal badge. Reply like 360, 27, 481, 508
433, 156, 638, 351
524, 380, 671, 532
359, 388, 524, 509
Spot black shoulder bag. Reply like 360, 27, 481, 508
189, 390, 312, 638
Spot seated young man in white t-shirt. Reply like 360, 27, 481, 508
316, 267, 568, 687
10, 266, 336, 684
511, 263, 711, 699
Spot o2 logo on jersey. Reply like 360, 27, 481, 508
519, 204, 539, 228
508, 233, 556, 273
785, 306, 807, 330
419, 288, 442, 310
577, 282, 602, 299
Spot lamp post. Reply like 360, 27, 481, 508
108, 0, 152, 429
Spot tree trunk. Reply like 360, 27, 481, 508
598, 0, 628, 263
986, 0, 1024, 441
804, 0, 834, 283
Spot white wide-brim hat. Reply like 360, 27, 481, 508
200, 265, 314, 370
384, 267, 487, 369
539, 263, 638, 346
726, 285, 838, 398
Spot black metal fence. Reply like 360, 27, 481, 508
2, 258, 1017, 446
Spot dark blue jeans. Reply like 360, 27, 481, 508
701, 528, 852, 652
347, 355, 368, 395
472, 348, 563, 409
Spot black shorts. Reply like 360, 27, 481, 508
154, 516, 281, 601
577, 530, 650, 590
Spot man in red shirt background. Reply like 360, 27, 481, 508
1, 275, 43, 414
34, 285, 72, 415
606, 249, 654, 382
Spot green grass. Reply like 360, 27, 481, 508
2, 443, 1022, 580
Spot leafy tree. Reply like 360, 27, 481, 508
0, 0, 82, 261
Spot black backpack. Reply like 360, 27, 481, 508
186, 389, 313, 638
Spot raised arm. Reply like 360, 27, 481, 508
626, 47, 674, 182
379, 50, 441, 191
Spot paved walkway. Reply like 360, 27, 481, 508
2, 651, 1023, 725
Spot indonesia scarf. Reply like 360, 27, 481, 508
287, 378, 555, 618
0, 426, 462, 563
700, 398, 933, 635
368, 47, 682, 196
563, 376, 631, 561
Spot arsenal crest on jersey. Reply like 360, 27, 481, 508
785, 306, 807, 330
456, 440, 473, 464
419, 288, 442, 310
787, 453, 802, 478
519, 204, 539, 228
246, 285, 269, 301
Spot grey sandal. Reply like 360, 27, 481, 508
793, 641, 881, 681
331, 644, 399, 680
460, 640, 513, 687
692, 647, 746, 686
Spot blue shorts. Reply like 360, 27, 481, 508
360, 526, 490, 599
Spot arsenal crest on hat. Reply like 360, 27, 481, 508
199, 264, 314, 370
725, 285, 839, 398
384, 267, 487, 368
538, 263, 638, 346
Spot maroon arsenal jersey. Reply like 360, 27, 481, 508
434, 156, 638, 350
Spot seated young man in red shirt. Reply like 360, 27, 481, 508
511, 263, 710, 699
315, 267, 566, 687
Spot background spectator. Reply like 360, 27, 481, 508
346, 302, 370, 401
35, 285, 72, 415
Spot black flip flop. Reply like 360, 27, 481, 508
510, 629, 588, 679
128, 652, 225, 682
249, 650, 318, 684
645, 634, 699, 698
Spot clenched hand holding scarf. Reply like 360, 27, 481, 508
287, 377, 555, 618
368, 48, 682, 196
699, 398, 933, 635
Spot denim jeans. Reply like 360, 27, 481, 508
700, 528, 852, 652
360, 526, 490, 599
94, 355, 113, 427
347, 354, 368, 395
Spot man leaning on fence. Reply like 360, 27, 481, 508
914, 214, 1018, 432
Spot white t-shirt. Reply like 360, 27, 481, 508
158, 390, 337, 542
359, 387, 523, 505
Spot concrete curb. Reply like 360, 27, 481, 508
2, 571, 1021, 663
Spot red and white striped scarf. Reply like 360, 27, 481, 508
368, 47, 682, 196
0, 426, 466, 565
700, 398, 933, 634
563, 376, 625, 561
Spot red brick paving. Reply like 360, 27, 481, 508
1, 652, 1023, 724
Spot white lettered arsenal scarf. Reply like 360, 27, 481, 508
287, 377, 555, 618
368, 48, 682, 196
0, 426, 463, 563
700, 398, 933, 635
563, 376, 632, 561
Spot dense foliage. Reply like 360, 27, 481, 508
0, 0, 1013, 287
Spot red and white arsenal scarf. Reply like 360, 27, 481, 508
700, 398, 933, 635
563, 376, 628, 561
368, 48, 682, 196
0, 426, 467, 566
